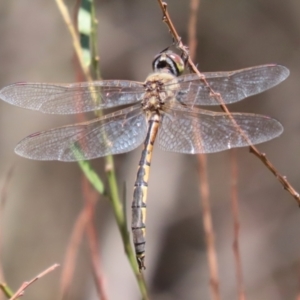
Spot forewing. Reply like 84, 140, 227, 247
158, 107, 283, 154
0, 80, 145, 114
15, 106, 147, 161
165, 65, 289, 106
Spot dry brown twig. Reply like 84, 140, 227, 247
59, 178, 108, 300
230, 149, 246, 300
10, 264, 60, 300
156, 0, 300, 205
186, 0, 221, 299
157, 1, 299, 299
59, 208, 86, 299
189, 1, 246, 297
196, 152, 221, 300
83, 178, 108, 300
0, 165, 15, 284
188, 6, 246, 296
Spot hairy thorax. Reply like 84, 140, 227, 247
142, 72, 178, 116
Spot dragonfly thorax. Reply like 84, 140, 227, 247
142, 72, 176, 113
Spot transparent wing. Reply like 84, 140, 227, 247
15, 105, 147, 161
0, 80, 145, 114
158, 107, 283, 154
165, 65, 289, 106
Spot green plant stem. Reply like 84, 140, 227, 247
0, 282, 14, 298
55, 0, 149, 298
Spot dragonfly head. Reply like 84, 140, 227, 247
152, 51, 185, 77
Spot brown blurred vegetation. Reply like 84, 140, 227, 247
0, 1, 300, 299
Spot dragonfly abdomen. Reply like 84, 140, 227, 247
131, 113, 160, 270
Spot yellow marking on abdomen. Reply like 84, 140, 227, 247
131, 113, 160, 270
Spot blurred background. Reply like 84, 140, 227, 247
0, 0, 300, 299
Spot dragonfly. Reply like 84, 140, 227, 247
0, 51, 289, 270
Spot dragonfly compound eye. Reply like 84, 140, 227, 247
152, 51, 185, 77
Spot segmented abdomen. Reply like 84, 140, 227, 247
131, 113, 160, 270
